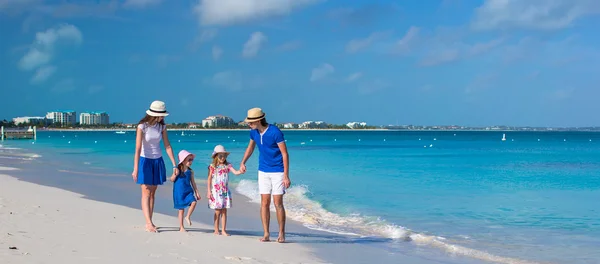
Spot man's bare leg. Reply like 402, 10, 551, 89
273, 194, 286, 243
260, 194, 271, 242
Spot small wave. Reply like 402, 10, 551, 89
235, 179, 540, 264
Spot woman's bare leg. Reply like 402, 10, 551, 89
140, 185, 157, 232
149, 185, 157, 228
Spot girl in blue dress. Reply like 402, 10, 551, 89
170, 150, 201, 232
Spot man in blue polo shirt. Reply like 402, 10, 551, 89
240, 107, 291, 243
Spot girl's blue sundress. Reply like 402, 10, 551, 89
173, 169, 197, 209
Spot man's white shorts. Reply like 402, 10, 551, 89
258, 171, 286, 195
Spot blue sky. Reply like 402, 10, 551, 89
1, 0, 599, 127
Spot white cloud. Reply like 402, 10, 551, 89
122, 0, 162, 8
30, 65, 56, 84
242, 32, 267, 58
347, 72, 362, 82
393, 26, 419, 54
18, 24, 82, 74
346, 31, 391, 53
468, 37, 505, 56
310, 63, 334, 82
419, 48, 460, 67
208, 71, 243, 91
193, 0, 320, 25
471, 0, 600, 31
212, 45, 223, 61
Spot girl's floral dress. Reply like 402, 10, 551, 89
208, 163, 232, 209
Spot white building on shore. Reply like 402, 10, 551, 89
80, 111, 110, 125
346, 122, 367, 129
46, 110, 77, 126
298, 121, 327, 129
202, 115, 235, 128
12, 116, 49, 125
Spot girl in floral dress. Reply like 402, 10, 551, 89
207, 145, 243, 235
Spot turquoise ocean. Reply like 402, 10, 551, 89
1, 130, 599, 263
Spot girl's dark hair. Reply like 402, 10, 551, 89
260, 118, 268, 127
138, 114, 165, 126
177, 163, 191, 175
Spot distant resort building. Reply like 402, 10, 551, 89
46, 110, 77, 126
282, 122, 297, 129
80, 111, 110, 125
187, 123, 200, 129
202, 115, 235, 128
299, 121, 327, 129
346, 122, 367, 129
12, 116, 49, 125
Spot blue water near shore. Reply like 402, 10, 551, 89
2, 130, 600, 263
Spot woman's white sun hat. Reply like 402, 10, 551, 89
212, 145, 230, 158
244, 107, 265, 123
146, 100, 169, 117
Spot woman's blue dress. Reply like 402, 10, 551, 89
173, 169, 196, 209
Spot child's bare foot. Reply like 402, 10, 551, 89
259, 236, 270, 242
179, 227, 187, 232
213, 230, 220, 235
221, 231, 230, 236
145, 224, 158, 233
185, 216, 192, 226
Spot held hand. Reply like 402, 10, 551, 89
170, 175, 176, 182
131, 170, 138, 182
239, 163, 246, 173
283, 175, 291, 188
173, 167, 179, 175
195, 193, 201, 200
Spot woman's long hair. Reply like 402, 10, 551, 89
138, 114, 165, 126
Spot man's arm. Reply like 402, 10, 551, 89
240, 139, 256, 173
277, 141, 290, 188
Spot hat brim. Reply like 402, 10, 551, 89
212, 152, 230, 158
178, 153, 195, 165
244, 114, 265, 123
146, 109, 169, 117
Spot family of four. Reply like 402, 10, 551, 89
131, 101, 291, 243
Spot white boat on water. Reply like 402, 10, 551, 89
501, 133, 506, 141
115, 131, 126, 134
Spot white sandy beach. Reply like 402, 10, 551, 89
0, 168, 325, 264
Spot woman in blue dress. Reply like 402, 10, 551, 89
132, 100, 179, 233
171, 150, 201, 232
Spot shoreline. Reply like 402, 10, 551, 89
0, 142, 484, 264
20, 128, 600, 132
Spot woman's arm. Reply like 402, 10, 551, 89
162, 126, 178, 175
131, 126, 143, 182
